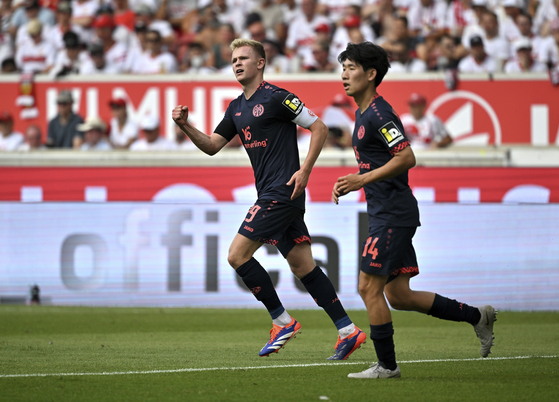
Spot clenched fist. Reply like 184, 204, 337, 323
172, 105, 189, 126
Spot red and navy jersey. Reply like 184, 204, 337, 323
353, 95, 420, 227
215, 81, 315, 209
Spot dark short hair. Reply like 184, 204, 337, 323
338, 42, 390, 87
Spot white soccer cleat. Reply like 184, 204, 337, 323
474, 305, 497, 358
348, 363, 401, 379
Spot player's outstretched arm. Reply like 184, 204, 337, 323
332, 146, 416, 204
287, 118, 328, 200
172, 105, 229, 155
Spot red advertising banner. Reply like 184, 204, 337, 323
2, 166, 558, 203
1, 75, 558, 146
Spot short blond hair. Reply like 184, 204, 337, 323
230, 38, 266, 63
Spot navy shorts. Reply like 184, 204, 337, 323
238, 200, 311, 258
360, 225, 419, 282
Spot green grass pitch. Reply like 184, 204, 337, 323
1, 306, 558, 402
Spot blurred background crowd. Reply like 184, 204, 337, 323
0, 0, 558, 152
0, 0, 557, 76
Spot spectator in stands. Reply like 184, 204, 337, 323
18, 124, 45, 150
90, 14, 128, 73
46, 1, 87, 54
316, 0, 348, 25
363, 0, 400, 40
207, 23, 236, 70
15, 19, 56, 73
95, 3, 133, 47
46, 89, 84, 148
0, 0, 14, 67
430, 33, 462, 70
50, 30, 88, 77
321, 93, 354, 149
1, 57, 18, 72
243, 13, 268, 43
78, 116, 112, 151
516, 12, 559, 67
533, 0, 558, 36
400, 93, 453, 150
407, 0, 448, 61
107, 97, 138, 149
134, 3, 175, 48
212, 0, 246, 36
501, 0, 523, 43
70, 0, 97, 30
123, 20, 148, 73
304, 38, 337, 72
388, 39, 428, 72
330, 6, 376, 64
458, 34, 497, 73
249, 0, 286, 43
154, 0, 194, 34
504, 36, 549, 72
131, 29, 177, 73
376, 15, 415, 55
285, 0, 331, 72
262, 38, 291, 73
130, 115, 177, 150
445, 0, 479, 41
113, 0, 136, 32
475, 10, 510, 72
80, 42, 120, 74
9, 0, 55, 38
180, 41, 214, 74
0, 110, 25, 150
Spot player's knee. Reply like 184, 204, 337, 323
227, 251, 243, 269
386, 294, 407, 311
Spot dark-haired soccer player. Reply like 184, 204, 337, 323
172, 38, 366, 360
332, 42, 497, 379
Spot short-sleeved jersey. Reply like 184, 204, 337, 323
215, 81, 317, 210
352, 95, 420, 228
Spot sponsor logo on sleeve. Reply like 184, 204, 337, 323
283, 94, 303, 114
378, 121, 404, 147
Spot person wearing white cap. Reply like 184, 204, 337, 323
504, 36, 548, 72
515, 13, 559, 67
78, 116, 113, 151
14, 19, 56, 73
129, 115, 177, 151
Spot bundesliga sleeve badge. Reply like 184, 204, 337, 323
379, 121, 404, 147
282, 93, 303, 115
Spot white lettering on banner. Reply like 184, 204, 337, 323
86, 88, 98, 118
186, 87, 207, 134
164, 87, 178, 140
119, 208, 150, 291
212, 88, 240, 133
113, 87, 160, 126
531, 105, 549, 146
428, 90, 501, 146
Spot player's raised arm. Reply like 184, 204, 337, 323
172, 105, 229, 156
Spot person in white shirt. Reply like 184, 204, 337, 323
321, 93, 354, 149
130, 115, 177, 151
0, 111, 25, 151
45, 1, 88, 53
285, 0, 331, 71
70, 0, 98, 30
79, 42, 120, 74
18, 124, 46, 150
107, 98, 138, 149
262, 39, 291, 74
133, 3, 175, 48
400, 93, 453, 150
15, 19, 56, 73
90, 14, 128, 73
329, 7, 376, 64
515, 13, 558, 67
388, 40, 428, 73
504, 36, 549, 72
78, 116, 113, 151
131, 29, 177, 73
458, 34, 497, 73
50, 30, 89, 77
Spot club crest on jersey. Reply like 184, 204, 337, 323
357, 125, 365, 139
253, 104, 264, 117
283, 94, 303, 114
379, 121, 404, 146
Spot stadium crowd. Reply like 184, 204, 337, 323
0, 0, 557, 76
0, 0, 558, 150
